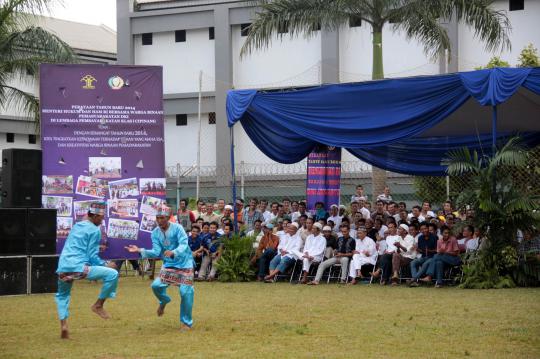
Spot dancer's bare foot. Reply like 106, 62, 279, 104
60, 320, 69, 339
91, 304, 111, 319
180, 324, 191, 331
157, 303, 167, 317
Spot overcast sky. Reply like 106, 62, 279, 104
46, 0, 117, 30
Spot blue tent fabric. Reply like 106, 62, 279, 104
227, 68, 540, 174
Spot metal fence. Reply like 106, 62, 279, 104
165, 144, 540, 211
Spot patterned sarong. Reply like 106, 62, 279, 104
159, 267, 194, 286
58, 265, 90, 283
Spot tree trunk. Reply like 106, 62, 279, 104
371, 27, 387, 201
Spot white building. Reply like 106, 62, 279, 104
0, 16, 116, 155
116, 0, 540, 201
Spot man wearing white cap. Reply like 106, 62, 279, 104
126, 206, 195, 330
327, 204, 342, 231
389, 224, 416, 285
299, 222, 326, 284
264, 222, 302, 282
55, 201, 118, 339
348, 227, 377, 284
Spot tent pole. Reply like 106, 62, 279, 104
230, 127, 238, 233
491, 105, 497, 154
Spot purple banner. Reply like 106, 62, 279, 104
40, 64, 165, 259
306, 146, 342, 212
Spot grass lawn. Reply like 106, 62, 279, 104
0, 276, 539, 358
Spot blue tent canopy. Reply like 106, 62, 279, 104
227, 68, 540, 176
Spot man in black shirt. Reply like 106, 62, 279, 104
309, 224, 355, 284
408, 222, 438, 286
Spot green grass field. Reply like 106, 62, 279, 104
1, 276, 539, 358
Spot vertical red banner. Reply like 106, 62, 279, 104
306, 146, 341, 212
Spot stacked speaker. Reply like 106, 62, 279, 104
0, 149, 58, 295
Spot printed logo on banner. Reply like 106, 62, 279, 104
80, 74, 97, 89
108, 76, 124, 90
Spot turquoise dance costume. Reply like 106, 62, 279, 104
141, 222, 195, 327
55, 220, 118, 320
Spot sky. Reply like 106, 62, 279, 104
46, 0, 117, 30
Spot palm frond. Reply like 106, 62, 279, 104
0, 84, 39, 123
489, 136, 528, 169
443, 147, 480, 175
429, 0, 511, 53
241, 0, 359, 57
392, 3, 450, 60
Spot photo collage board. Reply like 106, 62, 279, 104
40, 64, 166, 259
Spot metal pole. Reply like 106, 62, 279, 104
176, 163, 180, 209
230, 127, 238, 233
491, 105, 498, 154
240, 160, 245, 200
446, 176, 450, 200
196, 71, 202, 200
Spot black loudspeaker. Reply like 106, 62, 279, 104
1, 148, 42, 208
27, 208, 57, 255
31, 256, 58, 294
0, 208, 27, 255
0, 257, 27, 295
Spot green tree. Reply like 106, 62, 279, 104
517, 43, 540, 67
241, 0, 511, 199
475, 55, 510, 69
0, 0, 77, 123
443, 137, 540, 288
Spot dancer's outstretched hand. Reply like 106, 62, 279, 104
125, 245, 140, 253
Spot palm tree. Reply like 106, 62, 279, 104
241, 0, 511, 199
443, 137, 540, 288
0, 0, 77, 124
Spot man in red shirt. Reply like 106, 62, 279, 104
420, 226, 460, 287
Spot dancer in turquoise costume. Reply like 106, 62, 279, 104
55, 201, 118, 339
126, 206, 195, 330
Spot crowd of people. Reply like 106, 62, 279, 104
161, 184, 539, 287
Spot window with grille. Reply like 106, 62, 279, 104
209, 27, 215, 40
142, 33, 152, 45
28, 134, 37, 144
240, 23, 250, 37
176, 114, 187, 126
6, 133, 14, 143
208, 112, 216, 125
349, 15, 362, 28
175, 30, 186, 42
509, 0, 524, 11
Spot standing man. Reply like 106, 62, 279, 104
176, 198, 195, 231
126, 206, 195, 330
55, 201, 118, 339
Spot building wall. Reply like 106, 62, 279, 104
134, 28, 216, 93
231, 25, 322, 89
163, 113, 216, 168
339, 23, 440, 82
458, 0, 540, 70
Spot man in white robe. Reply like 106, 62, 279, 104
348, 227, 377, 284
299, 223, 326, 284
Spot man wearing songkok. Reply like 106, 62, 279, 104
264, 223, 302, 282
126, 206, 195, 330
348, 227, 376, 284
55, 201, 118, 339
389, 224, 416, 285
299, 223, 326, 284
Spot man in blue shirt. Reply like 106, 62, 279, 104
55, 201, 118, 339
197, 221, 223, 281
188, 225, 203, 273
408, 222, 438, 287
126, 206, 195, 330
